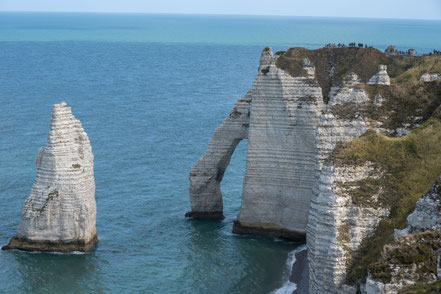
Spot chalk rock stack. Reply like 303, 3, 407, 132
2, 102, 97, 252
385, 45, 399, 55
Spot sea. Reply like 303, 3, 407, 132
0, 12, 440, 294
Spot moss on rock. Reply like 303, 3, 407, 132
370, 231, 441, 284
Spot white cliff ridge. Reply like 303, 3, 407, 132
2, 102, 97, 252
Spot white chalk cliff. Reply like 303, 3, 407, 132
308, 77, 390, 293
188, 46, 441, 292
3, 102, 97, 252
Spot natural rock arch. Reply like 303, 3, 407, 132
186, 92, 252, 220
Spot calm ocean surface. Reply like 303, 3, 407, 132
0, 12, 440, 293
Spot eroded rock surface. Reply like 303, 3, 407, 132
420, 73, 441, 82
366, 231, 441, 294
2, 102, 97, 252
395, 177, 441, 238
367, 65, 390, 85
307, 72, 390, 294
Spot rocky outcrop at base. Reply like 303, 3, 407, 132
366, 231, 441, 294
366, 177, 441, 293
2, 235, 98, 253
2, 102, 97, 253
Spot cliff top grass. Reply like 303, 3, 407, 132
330, 110, 441, 285
275, 47, 441, 104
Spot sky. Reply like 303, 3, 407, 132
0, 0, 441, 20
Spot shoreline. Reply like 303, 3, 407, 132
290, 248, 308, 294
271, 245, 308, 294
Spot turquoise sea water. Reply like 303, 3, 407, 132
0, 12, 441, 293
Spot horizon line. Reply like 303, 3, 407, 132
1, 10, 441, 22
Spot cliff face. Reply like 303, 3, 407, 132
234, 48, 324, 239
188, 47, 324, 239
2, 102, 97, 252
188, 46, 441, 292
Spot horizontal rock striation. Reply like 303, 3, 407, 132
233, 48, 324, 240
188, 47, 324, 238
2, 102, 97, 253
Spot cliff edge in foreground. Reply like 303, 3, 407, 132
188, 45, 441, 292
2, 102, 97, 253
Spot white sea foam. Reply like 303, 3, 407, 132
270, 244, 307, 294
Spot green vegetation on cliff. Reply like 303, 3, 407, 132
331, 113, 441, 285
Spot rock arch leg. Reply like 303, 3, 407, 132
186, 93, 251, 219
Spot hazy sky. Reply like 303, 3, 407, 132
1, 0, 441, 20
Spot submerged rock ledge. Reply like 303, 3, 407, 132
3, 234, 98, 253
232, 220, 306, 241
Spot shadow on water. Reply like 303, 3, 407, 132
182, 218, 301, 294
8, 250, 108, 294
